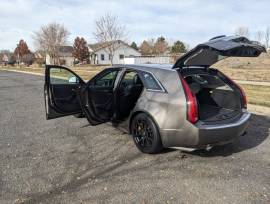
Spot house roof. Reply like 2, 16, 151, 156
34, 46, 73, 58
1, 53, 13, 61
88, 42, 110, 52
88, 40, 120, 52
34, 50, 46, 58
0, 50, 11, 55
88, 40, 140, 53
58, 46, 73, 57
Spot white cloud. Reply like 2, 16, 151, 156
0, 0, 270, 50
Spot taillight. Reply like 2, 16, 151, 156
236, 83, 247, 109
220, 72, 247, 109
180, 75, 198, 124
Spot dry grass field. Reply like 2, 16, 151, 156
0, 65, 107, 81
241, 84, 270, 107
215, 53, 270, 82
1, 54, 270, 107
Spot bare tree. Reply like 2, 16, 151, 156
184, 43, 190, 51
153, 36, 168, 55
33, 22, 70, 65
255, 30, 264, 44
140, 40, 153, 55
234, 26, 250, 37
93, 14, 127, 65
265, 27, 270, 49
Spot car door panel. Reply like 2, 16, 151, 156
45, 65, 121, 124
44, 65, 85, 119
88, 87, 114, 120
80, 68, 121, 123
50, 84, 80, 113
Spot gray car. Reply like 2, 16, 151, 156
44, 35, 266, 154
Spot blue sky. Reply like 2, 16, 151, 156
0, 0, 270, 51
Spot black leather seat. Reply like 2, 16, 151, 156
118, 74, 143, 118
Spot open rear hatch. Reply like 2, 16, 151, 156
175, 35, 266, 124
173, 35, 266, 69
182, 69, 245, 123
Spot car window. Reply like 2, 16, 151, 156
141, 71, 163, 91
50, 67, 79, 85
95, 70, 118, 88
120, 71, 138, 87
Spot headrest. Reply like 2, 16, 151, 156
133, 74, 142, 85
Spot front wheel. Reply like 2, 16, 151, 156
131, 113, 163, 154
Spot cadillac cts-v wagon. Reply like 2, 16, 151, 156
44, 35, 266, 153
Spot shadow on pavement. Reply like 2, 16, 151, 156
20, 113, 269, 203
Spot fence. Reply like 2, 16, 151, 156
124, 54, 183, 64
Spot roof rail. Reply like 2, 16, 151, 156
209, 35, 226, 41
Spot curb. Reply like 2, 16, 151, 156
0, 69, 44, 77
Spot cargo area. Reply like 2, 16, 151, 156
183, 69, 243, 123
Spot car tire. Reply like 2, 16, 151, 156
131, 113, 163, 154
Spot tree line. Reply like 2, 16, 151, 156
2, 15, 270, 67
137, 37, 187, 55
1, 14, 189, 66
234, 26, 270, 48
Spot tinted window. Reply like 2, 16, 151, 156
50, 67, 79, 85
141, 71, 163, 91
120, 71, 142, 88
95, 70, 118, 88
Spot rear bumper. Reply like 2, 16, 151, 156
160, 112, 251, 148
196, 112, 250, 146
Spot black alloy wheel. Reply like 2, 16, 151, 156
131, 113, 163, 154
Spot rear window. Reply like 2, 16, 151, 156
141, 71, 163, 91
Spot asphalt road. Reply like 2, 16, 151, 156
0, 70, 270, 204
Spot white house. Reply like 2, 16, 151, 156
88, 40, 141, 65
45, 46, 74, 66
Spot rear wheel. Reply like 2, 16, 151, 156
131, 113, 163, 154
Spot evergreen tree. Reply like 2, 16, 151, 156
130, 42, 138, 50
171, 41, 187, 53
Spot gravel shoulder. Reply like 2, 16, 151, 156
0, 70, 269, 204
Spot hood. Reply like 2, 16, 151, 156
173, 35, 266, 69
